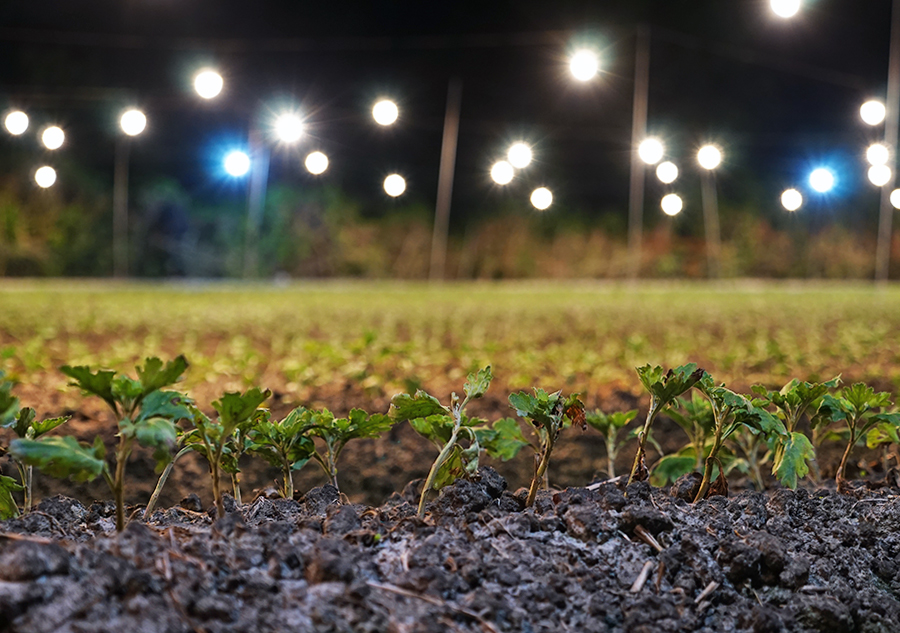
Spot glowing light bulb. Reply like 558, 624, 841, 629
569, 50, 599, 82
274, 113, 304, 143
384, 173, 406, 197
697, 145, 723, 170
531, 187, 553, 211
119, 109, 147, 136
781, 188, 803, 211
656, 161, 679, 184
508, 143, 533, 169
41, 126, 65, 150
4, 111, 28, 135
194, 69, 224, 99
861, 100, 887, 126
867, 143, 889, 166
372, 100, 399, 126
661, 193, 683, 216
305, 151, 328, 175
868, 164, 892, 187
224, 151, 251, 177
34, 166, 57, 188
770, 0, 801, 19
809, 168, 835, 193
638, 138, 664, 165
491, 161, 514, 185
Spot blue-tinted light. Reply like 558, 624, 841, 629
809, 168, 835, 193
224, 150, 251, 177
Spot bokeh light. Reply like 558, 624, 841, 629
119, 109, 147, 137
638, 138, 664, 165
770, 0, 801, 19
531, 187, 553, 210
224, 150, 251, 177
656, 161, 679, 184
867, 143, 889, 166
194, 70, 224, 99
891, 189, 900, 210
491, 161, 515, 185
569, 50, 599, 82
305, 151, 329, 175
868, 164, 892, 187
4, 111, 28, 135
809, 168, 835, 193
860, 100, 887, 126
34, 166, 57, 188
41, 126, 65, 150
384, 174, 406, 197
274, 113, 304, 143
372, 100, 399, 126
508, 143, 533, 169
661, 193, 683, 216
697, 145, 723, 170
781, 188, 803, 211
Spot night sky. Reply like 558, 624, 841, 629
0, 0, 895, 228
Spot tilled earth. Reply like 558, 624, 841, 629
1, 469, 899, 633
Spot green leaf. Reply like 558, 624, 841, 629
389, 391, 448, 421
508, 391, 539, 419
136, 356, 189, 395
135, 390, 193, 424
30, 414, 70, 438
0, 373, 20, 429
212, 388, 271, 434
12, 407, 36, 438
0, 475, 23, 520
650, 453, 698, 487
409, 415, 455, 446
463, 366, 492, 401
476, 418, 530, 461
111, 375, 143, 404
60, 365, 117, 412
585, 409, 638, 434
772, 432, 815, 489
10, 436, 107, 483
637, 363, 704, 407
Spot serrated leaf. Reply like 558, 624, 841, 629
390, 391, 448, 421
212, 388, 271, 434
463, 366, 492, 401
136, 356, 189, 395
0, 475, 23, 520
136, 390, 193, 424
508, 391, 538, 418
476, 418, 530, 461
30, 415, 70, 438
12, 407, 36, 438
586, 409, 638, 434
111, 375, 142, 403
637, 363, 703, 406
60, 365, 117, 412
10, 436, 107, 483
410, 415, 455, 446
650, 453, 698, 487
773, 432, 815, 489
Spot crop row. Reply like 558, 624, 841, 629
1, 357, 899, 532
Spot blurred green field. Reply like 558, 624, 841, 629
2, 279, 900, 414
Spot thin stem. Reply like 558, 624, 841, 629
628, 398, 659, 485
212, 443, 225, 518
282, 463, 294, 500
606, 431, 616, 479
113, 436, 132, 532
417, 424, 461, 519
328, 441, 340, 492
526, 433, 555, 508
694, 408, 726, 503
836, 421, 859, 492
232, 472, 242, 506
145, 446, 192, 519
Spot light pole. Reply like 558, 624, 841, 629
429, 80, 463, 281
697, 144, 723, 278
113, 108, 146, 278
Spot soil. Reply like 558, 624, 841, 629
2, 468, 899, 633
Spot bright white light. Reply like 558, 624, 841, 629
34, 166, 56, 188
869, 164, 892, 187
891, 189, 900, 209
867, 143, 890, 166
305, 151, 328, 175
781, 188, 803, 211
119, 109, 147, 136
194, 69, 224, 100
531, 187, 553, 211
638, 138, 664, 165
41, 126, 65, 150
384, 174, 406, 197
656, 161, 679, 184
697, 145, 723, 170
491, 161, 515, 185
372, 100, 399, 126
661, 193, 683, 216
569, 50, 599, 82
4, 111, 28, 135
770, 0, 801, 18
508, 143, 533, 169
274, 113, 304, 143
860, 100, 887, 126
809, 168, 835, 193
224, 151, 251, 177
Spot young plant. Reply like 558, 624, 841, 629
10, 357, 191, 531
585, 408, 637, 479
390, 366, 528, 518
650, 393, 716, 486
813, 383, 900, 491
693, 374, 782, 502
509, 388, 585, 508
627, 363, 704, 485
246, 408, 317, 499
183, 387, 271, 518
751, 376, 840, 489
727, 424, 771, 491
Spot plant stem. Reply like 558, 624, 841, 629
694, 411, 725, 503
211, 462, 224, 518
606, 432, 616, 479
145, 446, 192, 519
417, 424, 461, 519
282, 464, 294, 500
836, 424, 858, 492
113, 437, 132, 532
526, 433, 555, 508
628, 398, 659, 485
232, 472, 242, 506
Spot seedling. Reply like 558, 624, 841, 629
752, 376, 840, 489
246, 408, 317, 499
627, 364, 704, 485
10, 357, 191, 531
813, 383, 900, 491
651, 393, 716, 486
692, 374, 781, 502
509, 388, 585, 508
585, 408, 637, 479
183, 387, 271, 518
727, 425, 771, 491
391, 366, 528, 518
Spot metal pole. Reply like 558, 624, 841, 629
244, 126, 270, 279
112, 137, 129, 278
876, 0, 900, 283
700, 170, 722, 278
628, 25, 651, 281
430, 79, 463, 282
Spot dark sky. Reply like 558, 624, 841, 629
0, 0, 895, 227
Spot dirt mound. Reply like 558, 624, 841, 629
1, 469, 899, 632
